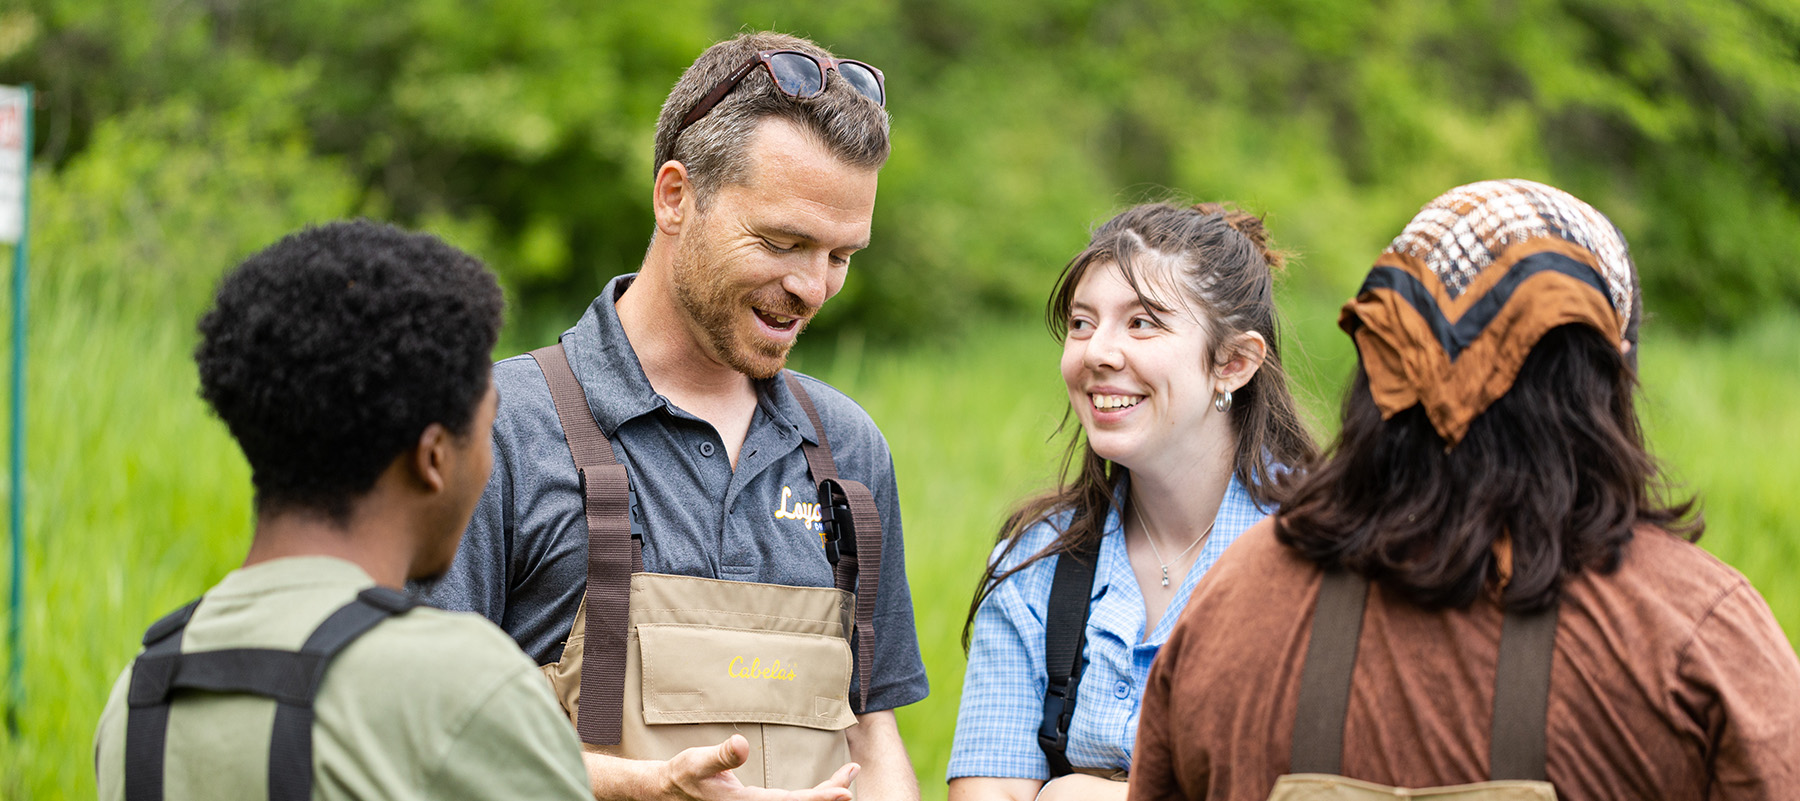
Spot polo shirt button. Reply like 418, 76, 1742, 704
699, 441, 716, 457
1113, 680, 1130, 699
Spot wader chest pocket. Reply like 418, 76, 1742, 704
637, 623, 855, 730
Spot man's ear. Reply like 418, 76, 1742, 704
1215, 330, 1269, 393
653, 160, 694, 237
411, 423, 452, 494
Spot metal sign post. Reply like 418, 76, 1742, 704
1, 83, 32, 735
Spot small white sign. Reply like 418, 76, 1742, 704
0, 86, 27, 244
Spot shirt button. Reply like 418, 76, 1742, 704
1113, 680, 1131, 699
699, 441, 716, 457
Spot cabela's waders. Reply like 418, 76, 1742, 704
529, 344, 883, 790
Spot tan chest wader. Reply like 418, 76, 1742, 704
1268, 572, 1559, 800
529, 344, 883, 790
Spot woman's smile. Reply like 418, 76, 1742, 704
1060, 263, 1216, 470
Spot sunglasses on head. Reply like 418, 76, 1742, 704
675, 50, 886, 139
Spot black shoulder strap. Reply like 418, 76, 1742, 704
124, 587, 416, 801
1288, 571, 1558, 781
122, 601, 200, 801
529, 344, 638, 746
1037, 544, 1100, 777
783, 370, 883, 712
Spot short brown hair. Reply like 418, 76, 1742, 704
653, 32, 890, 203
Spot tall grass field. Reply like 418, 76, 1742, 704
2, 272, 1797, 798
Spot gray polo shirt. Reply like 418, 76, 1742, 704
416, 274, 927, 713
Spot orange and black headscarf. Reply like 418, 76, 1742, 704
1341, 180, 1637, 447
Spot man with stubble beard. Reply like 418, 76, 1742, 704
415, 32, 926, 801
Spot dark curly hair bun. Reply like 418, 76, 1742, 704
195, 219, 505, 522
1192, 201, 1289, 273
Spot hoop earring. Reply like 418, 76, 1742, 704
1213, 388, 1233, 414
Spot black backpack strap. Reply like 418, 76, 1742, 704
783, 371, 883, 712
530, 344, 638, 746
265, 587, 417, 801
123, 599, 200, 801
1289, 570, 1370, 775
1289, 570, 1559, 782
1037, 544, 1099, 777
124, 587, 415, 801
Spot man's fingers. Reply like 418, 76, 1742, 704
813, 762, 858, 791
671, 734, 750, 782
709, 734, 751, 774
780, 787, 853, 801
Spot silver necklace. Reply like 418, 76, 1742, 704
1134, 507, 1216, 588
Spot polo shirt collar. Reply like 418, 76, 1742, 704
560, 273, 821, 445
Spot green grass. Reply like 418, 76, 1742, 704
3, 283, 1798, 798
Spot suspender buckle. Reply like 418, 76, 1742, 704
577, 466, 644, 543
816, 479, 856, 567
1037, 679, 1076, 755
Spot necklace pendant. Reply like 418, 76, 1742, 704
1161, 566, 1170, 587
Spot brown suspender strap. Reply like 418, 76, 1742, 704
1289, 569, 1369, 775
1290, 570, 1560, 782
529, 344, 638, 746
784, 371, 839, 482
1489, 605, 1558, 781
783, 371, 881, 711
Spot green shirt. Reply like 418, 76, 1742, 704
95, 556, 590, 800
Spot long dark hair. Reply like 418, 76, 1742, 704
962, 202, 1318, 649
1274, 325, 1699, 613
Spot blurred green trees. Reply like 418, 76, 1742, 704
3, 0, 1797, 338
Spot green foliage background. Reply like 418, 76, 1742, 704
7, 0, 1800, 338
1, 0, 1798, 797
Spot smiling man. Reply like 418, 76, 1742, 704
415, 32, 926, 801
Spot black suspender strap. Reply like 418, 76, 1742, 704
1037, 544, 1100, 777
530, 344, 638, 746
1288, 571, 1559, 782
124, 587, 416, 801
783, 370, 884, 712
1289, 570, 1369, 775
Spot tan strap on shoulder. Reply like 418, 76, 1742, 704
529, 344, 639, 746
782, 371, 882, 711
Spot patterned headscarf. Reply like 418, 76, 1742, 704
1340, 179, 1636, 446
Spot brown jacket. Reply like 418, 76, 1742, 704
1128, 519, 1800, 800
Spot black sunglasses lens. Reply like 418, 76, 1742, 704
838, 62, 885, 106
767, 53, 825, 98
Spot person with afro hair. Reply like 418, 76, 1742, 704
93, 220, 591, 801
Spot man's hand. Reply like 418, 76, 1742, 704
588, 735, 857, 801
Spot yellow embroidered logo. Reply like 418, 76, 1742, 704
727, 656, 797, 681
773, 485, 823, 537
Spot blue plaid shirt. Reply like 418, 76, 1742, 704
947, 476, 1272, 779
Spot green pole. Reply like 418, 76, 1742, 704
7, 83, 31, 735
